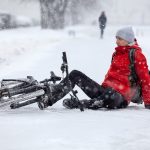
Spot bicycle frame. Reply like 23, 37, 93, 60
0, 52, 83, 111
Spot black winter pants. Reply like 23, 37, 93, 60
56, 70, 128, 109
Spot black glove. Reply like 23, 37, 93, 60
145, 104, 150, 109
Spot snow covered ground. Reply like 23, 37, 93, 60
0, 25, 150, 150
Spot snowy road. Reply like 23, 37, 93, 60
0, 25, 150, 150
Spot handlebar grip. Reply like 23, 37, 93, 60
62, 52, 67, 64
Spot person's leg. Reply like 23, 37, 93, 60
68, 71, 128, 109
101, 28, 104, 39
100, 29, 102, 38
102, 87, 128, 109
68, 70, 104, 98
58, 70, 128, 110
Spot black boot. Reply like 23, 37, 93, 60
63, 98, 104, 110
62, 98, 80, 109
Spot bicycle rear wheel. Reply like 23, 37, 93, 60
0, 89, 45, 108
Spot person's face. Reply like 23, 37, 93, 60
116, 36, 128, 46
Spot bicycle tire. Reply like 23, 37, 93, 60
0, 89, 45, 108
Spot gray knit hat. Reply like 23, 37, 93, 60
116, 27, 135, 43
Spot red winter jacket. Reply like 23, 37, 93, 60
102, 44, 150, 105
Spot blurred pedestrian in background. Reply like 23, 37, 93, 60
98, 11, 107, 39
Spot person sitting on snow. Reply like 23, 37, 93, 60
39, 27, 150, 110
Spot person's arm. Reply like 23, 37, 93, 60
134, 50, 150, 108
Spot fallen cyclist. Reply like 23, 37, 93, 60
40, 27, 150, 110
